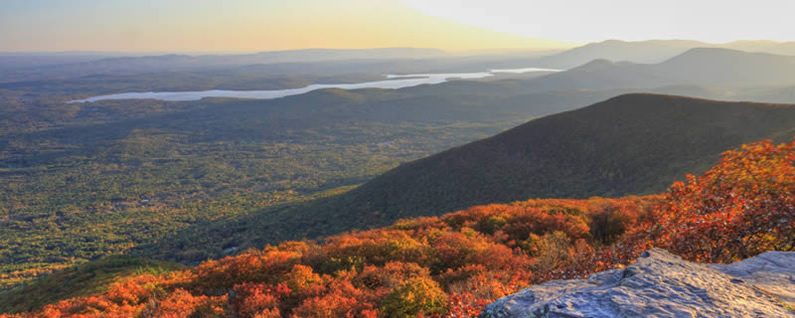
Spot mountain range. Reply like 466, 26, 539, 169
533, 39, 795, 69
509, 48, 795, 93
5, 39, 795, 87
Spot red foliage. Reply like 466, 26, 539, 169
191, 249, 302, 292
146, 289, 207, 318
228, 283, 286, 318
292, 279, 376, 318
622, 140, 795, 263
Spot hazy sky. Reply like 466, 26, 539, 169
1, 0, 793, 52
402, 0, 795, 43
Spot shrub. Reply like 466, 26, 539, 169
380, 277, 447, 318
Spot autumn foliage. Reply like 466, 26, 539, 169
4, 140, 793, 317
626, 140, 795, 262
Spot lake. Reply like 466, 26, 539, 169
70, 67, 561, 103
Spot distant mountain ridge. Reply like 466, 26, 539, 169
93, 48, 449, 66
518, 48, 795, 93
534, 40, 710, 68
534, 39, 795, 69
654, 48, 795, 85
7, 39, 795, 86
0, 48, 452, 84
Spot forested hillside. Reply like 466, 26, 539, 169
158, 94, 795, 259
3, 139, 792, 317
344, 94, 795, 217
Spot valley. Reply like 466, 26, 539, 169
1, 35, 794, 317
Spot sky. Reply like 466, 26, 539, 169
1, 0, 794, 52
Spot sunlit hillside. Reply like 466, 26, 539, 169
3, 140, 791, 317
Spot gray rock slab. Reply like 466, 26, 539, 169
481, 248, 795, 318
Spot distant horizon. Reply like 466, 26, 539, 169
3, 0, 794, 52
0, 46, 556, 55
1, 38, 794, 56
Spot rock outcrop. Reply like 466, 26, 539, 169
481, 249, 795, 318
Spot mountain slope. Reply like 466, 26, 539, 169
340, 94, 795, 218
246, 94, 795, 241
142, 94, 795, 261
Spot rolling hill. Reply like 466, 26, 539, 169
161, 94, 795, 257
336, 94, 795, 219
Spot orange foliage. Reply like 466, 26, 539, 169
10, 140, 793, 317
228, 282, 285, 318
292, 279, 376, 318
144, 289, 208, 318
631, 140, 794, 262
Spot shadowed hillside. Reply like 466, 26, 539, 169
334, 94, 795, 221
143, 94, 795, 261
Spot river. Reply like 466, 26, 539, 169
70, 67, 561, 103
